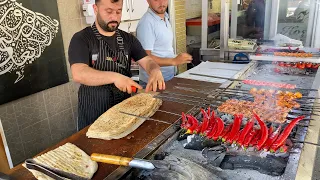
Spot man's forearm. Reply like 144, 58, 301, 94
149, 54, 176, 66
144, 56, 161, 75
71, 64, 119, 86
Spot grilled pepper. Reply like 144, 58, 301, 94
263, 125, 282, 151
200, 108, 209, 119
268, 126, 274, 135
253, 112, 269, 150
226, 114, 243, 144
270, 116, 305, 152
180, 112, 188, 129
306, 62, 312, 68
221, 124, 233, 141
211, 117, 225, 141
249, 129, 261, 146
243, 129, 258, 148
200, 116, 209, 135
233, 129, 242, 144
186, 115, 199, 134
237, 118, 254, 146
203, 116, 216, 136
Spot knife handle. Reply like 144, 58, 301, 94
91, 153, 133, 166
131, 86, 137, 93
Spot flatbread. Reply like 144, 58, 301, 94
23, 143, 98, 180
86, 93, 162, 140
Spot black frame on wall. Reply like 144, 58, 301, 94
0, 0, 69, 105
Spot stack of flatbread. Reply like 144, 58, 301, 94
86, 93, 162, 140
23, 143, 98, 180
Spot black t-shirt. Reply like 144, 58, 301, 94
68, 27, 147, 66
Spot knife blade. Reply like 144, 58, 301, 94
119, 111, 173, 125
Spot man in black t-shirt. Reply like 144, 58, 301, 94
68, 0, 165, 131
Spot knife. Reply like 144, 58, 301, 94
90, 153, 173, 170
119, 111, 173, 125
25, 159, 89, 180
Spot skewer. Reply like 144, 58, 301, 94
156, 110, 181, 117
189, 73, 318, 91
291, 139, 320, 147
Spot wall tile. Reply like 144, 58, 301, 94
49, 108, 76, 144
20, 119, 52, 159
43, 83, 72, 118
6, 132, 25, 166
0, 103, 18, 136
13, 93, 47, 130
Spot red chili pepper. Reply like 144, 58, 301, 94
253, 112, 269, 150
206, 118, 217, 137
203, 116, 216, 136
221, 124, 233, 141
243, 129, 258, 148
200, 116, 210, 135
186, 115, 198, 134
268, 126, 274, 135
312, 63, 320, 69
291, 63, 297, 68
232, 129, 242, 144
226, 114, 243, 143
306, 62, 312, 68
194, 123, 202, 134
180, 112, 188, 129
249, 129, 261, 146
237, 118, 254, 146
263, 125, 282, 151
270, 116, 305, 152
207, 106, 211, 118
285, 62, 291, 67
297, 62, 305, 69
211, 117, 225, 141
200, 108, 209, 119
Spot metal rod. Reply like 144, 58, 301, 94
292, 140, 320, 147
189, 73, 318, 91
156, 110, 181, 117
119, 111, 174, 125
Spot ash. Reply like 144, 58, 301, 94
164, 141, 281, 180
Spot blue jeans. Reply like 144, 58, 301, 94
139, 80, 147, 89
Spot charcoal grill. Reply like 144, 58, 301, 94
108, 61, 320, 180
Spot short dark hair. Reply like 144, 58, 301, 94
95, 0, 120, 4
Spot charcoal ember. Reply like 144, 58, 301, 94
202, 146, 227, 167
219, 154, 287, 176
183, 134, 220, 151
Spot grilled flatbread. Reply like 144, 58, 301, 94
23, 143, 98, 180
86, 93, 162, 140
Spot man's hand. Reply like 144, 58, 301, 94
173, 53, 193, 65
114, 74, 142, 94
146, 69, 165, 92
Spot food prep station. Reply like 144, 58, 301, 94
7, 0, 320, 178
8, 54, 320, 179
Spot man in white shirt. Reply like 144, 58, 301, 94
136, 0, 193, 87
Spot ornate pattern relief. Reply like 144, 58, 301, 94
0, 0, 59, 83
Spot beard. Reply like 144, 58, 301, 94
97, 14, 119, 32
154, 6, 167, 14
